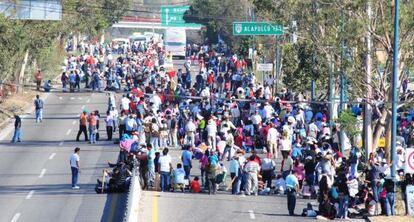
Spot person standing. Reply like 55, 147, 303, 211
158, 148, 172, 192
88, 111, 97, 144
34, 69, 42, 91
147, 144, 156, 189
244, 155, 260, 195
105, 111, 114, 141
286, 171, 299, 216
70, 147, 80, 189
76, 111, 88, 141
267, 122, 279, 159
11, 114, 22, 143
34, 95, 44, 123
181, 146, 193, 180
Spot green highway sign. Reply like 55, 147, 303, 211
160, 5, 201, 28
233, 22, 283, 36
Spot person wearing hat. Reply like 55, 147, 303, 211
76, 110, 88, 142
285, 170, 299, 216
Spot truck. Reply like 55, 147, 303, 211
164, 28, 186, 58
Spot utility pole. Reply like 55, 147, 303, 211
390, 0, 400, 180
339, 4, 348, 153
364, 1, 373, 162
311, 0, 317, 101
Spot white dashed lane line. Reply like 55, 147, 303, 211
248, 210, 255, 220
38, 169, 46, 178
49, 153, 56, 160
25, 190, 35, 200
66, 129, 72, 135
10, 213, 21, 222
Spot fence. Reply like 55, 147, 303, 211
123, 160, 141, 222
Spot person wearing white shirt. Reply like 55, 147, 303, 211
251, 111, 262, 129
158, 148, 172, 192
206, 119, 217, 149
121, 95, 130, 112
263, 102, 274, 119
70, 147, 81, 189
185, 119, 196, 147
231, 105, 241, 125
267, 124, 280, 159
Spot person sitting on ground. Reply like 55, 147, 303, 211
173, 163, 186, 192
44, 80, 52, 92
190, 176, 201, 193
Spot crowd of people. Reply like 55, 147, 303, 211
48, 37, 413, 219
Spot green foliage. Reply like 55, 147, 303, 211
0, 0, 131, 83
338, 110, 360, 139
185, 0, 252, 49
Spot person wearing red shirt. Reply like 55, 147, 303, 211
190, 176, 201, 193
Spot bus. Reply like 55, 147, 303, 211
164, 28, 186, 58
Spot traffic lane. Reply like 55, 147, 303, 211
13, 143, 121, 222
139, 190, 318, 222
0, 92, 73, 221
0, 91, 121, 222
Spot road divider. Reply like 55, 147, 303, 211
123, 161, 141, 222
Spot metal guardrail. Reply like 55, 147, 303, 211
123, 159, 141, 222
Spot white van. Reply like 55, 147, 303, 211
164, 28, 186, 58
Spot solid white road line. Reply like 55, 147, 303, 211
49, 153, 56, 160
66, 129, 72, 135
25, 190, 35, 200
10, 213, 21, 222
70, 97, 75, 100
59, 97, 63, 100
248, 210, 255, 220
72, 120, 76, 125
59, 141, 64, 146
39, 169, 46, 178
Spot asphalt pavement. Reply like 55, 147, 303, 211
0, 90, 125, 222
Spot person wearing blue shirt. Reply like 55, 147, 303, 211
181, 146, 193, 180
291, 138, 303, 160
286, 171, 299, 216
173, 163, 186, 192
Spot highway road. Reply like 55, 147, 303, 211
0, 90, 125, 222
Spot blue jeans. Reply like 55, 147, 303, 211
12, 128, 21, 143
287, 188, 296, 215
350, 161, 358, 177
183, 165, 191, 180
231, 173, 241, 194
35, 109, 43, 122
71, 167, 79, 187
371, 180, 379, 202
386, 192, 395, 216
160, 171, 170, 192
338, 195, 349, 218
89, 126, 96, 143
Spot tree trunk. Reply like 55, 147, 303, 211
372, 107, 388, 153
17, 49, 30, 93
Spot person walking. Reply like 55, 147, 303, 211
70, 147, 80, 189
76, 111, 88, 141
34, 95, 44, 123
11, 114, 22, 143
286, 171, 299, 216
